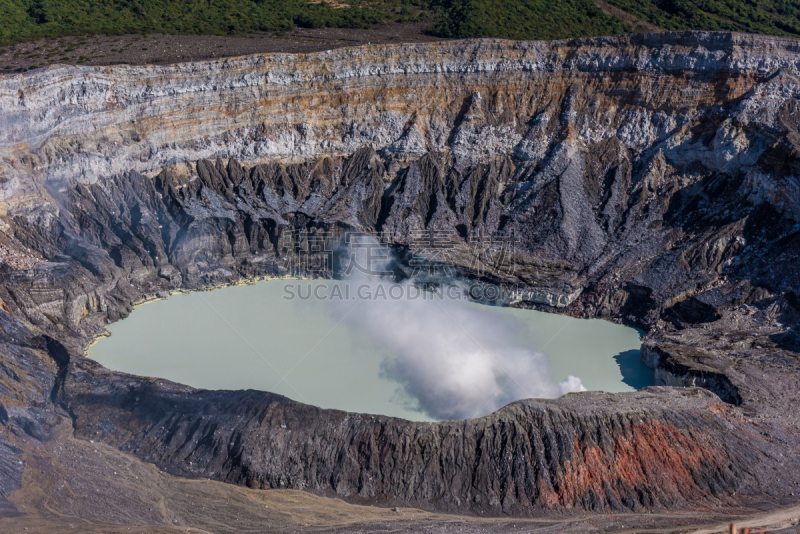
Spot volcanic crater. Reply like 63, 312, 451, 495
1, 31, 800, 532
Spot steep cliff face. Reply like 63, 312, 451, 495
1, 32, 800, 521
1, 32, 799, 190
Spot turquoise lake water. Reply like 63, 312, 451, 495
87, 280, 652, 421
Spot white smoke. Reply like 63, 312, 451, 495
331, 237, 586, 421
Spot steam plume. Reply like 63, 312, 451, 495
333, 237, 585, 420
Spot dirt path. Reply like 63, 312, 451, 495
691, 504, 800, 533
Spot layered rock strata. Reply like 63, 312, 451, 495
1, 32, 800, 520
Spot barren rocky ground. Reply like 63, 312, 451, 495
0, 24, 442, 74
1, 32, 800, 531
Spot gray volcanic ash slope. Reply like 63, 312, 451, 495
1, 31, 800, 526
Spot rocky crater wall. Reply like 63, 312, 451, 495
1, 31, 800, 518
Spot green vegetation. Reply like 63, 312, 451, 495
605, 0, 800, 36
0, 0, 631, 44
1, 0, 800, 46
428, 0, 630, 40
0, 0, 418, 44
